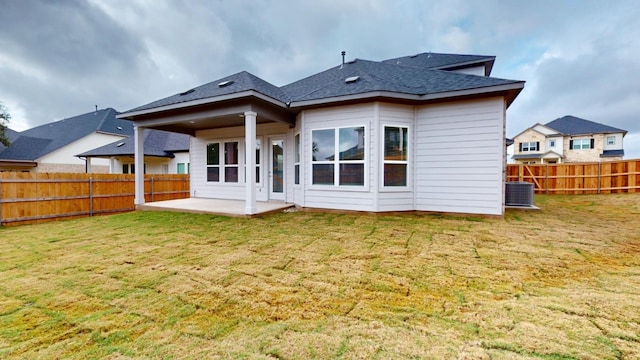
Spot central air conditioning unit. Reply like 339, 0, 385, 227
505, 182, 534, 206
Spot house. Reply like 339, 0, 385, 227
0, 108, 133, 172
118, 52, 525, 216
511, 115, 627, 164
76, 129, 190, 174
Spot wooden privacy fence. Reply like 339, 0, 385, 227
506, 159, 640, 194
0, 173, 190, 226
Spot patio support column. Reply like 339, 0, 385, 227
134, 125, 145, 205
244, 111, 257, 215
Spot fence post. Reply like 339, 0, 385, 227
546, 164, 549, 194
151, 177, 154, 203
597, 162, 601, 194
519, 164, 523, 181
89, 177, 93, 216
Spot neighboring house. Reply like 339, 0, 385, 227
0, 108, 133, 172
119, 52, 525, 216
511, 115, 627, 164
76, 129, 190, 174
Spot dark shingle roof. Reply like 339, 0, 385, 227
0, 108, 133, 161
512, 153, 543, 159
545, 115, 626, 136
121, 52, 523, 115
128, 71, 291, 113
382, 52, 494, 70
77, 129, 190, 158
282, 58, 519, 104
601, 149, 624, 157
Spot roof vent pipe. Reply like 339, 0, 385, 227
341, 51, 346, 68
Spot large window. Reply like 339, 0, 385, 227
571, 138, 593, 150
311, 126, 365, 186
384, 126, 408, 187
206, 141, 239, 182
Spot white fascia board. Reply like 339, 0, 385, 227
289, 82, 524, 108
117, 91, 289, 119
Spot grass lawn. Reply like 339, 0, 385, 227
1, 194, 639, 359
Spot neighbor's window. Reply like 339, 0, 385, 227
607, 136, 615, 145
571, 139, 592, 150
311, 126, 365, 186
177, 163, 186, 174
294, 133, 300, 185
549, 139, 556, 148
384, 126, 408, 186
520, 142, 539, 152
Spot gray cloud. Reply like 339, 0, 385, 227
0, 0, 638, 158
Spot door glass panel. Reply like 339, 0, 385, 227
272, 140, 284, 193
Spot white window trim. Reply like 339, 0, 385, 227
380, 124, 411, 192
294, 133, 301, 187
206, 138, 252, 186
572, 138, 591, 150
309, 125, 368, 190
607, 136, 615, 145
521, 141, 538, 152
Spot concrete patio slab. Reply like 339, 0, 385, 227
137, 198, 294, 217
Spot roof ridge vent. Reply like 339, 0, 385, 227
345, 76, 360, 83
346, 59, 357, 64
218, 80, 234, 87
179, 89, 195, 96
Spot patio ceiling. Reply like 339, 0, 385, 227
124, 97, 296, 136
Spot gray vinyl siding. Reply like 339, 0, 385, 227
414, 97, 505, 215
377, 103, 415, 212
191, 123, 290, 201
301, 104, 376, 211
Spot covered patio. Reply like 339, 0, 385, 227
137, 198, 294, 217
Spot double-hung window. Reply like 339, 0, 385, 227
311, 126, 365, 186
520, 142, 539, 152
607, 136, 615, 145
571, 139, 593, 150
383, 126, 408, 187
206, 141, 239, 183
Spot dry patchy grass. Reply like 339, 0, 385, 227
1, 193, 639, 359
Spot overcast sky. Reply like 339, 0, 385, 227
1, 0, 638, 158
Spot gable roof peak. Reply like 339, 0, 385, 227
545, 115, 627, 136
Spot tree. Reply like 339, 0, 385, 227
0, 102, 11, 147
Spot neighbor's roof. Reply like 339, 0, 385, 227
121, 51, 524, 117
601, 149, 624, 157
77, 129, 190, 158
0, 108, 133, 161
545, 115, 627, 136
0, 128, 21, 152
512, 153, 543, 159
